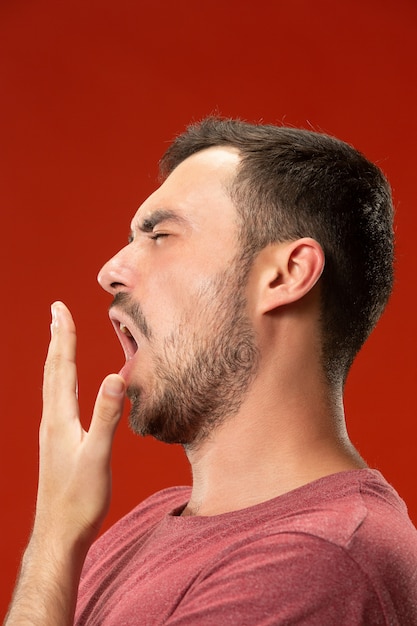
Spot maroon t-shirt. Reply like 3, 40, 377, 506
75, 469, 417, 625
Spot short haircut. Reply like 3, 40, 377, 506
160, 117, 395, 386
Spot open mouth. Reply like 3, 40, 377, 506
110, 315, 139, 360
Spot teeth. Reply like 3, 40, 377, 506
120, 323, 133, 338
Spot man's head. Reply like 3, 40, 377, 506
160, 117, 395, 385
99, 119, 394, 445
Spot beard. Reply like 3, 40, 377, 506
123, 261, 259, 447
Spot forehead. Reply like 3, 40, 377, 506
132, 147, 241, 232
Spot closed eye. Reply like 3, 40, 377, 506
149, 232, 169, 241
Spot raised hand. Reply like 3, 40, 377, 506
5, 302, 125, 625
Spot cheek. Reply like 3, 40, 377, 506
144, 275, 208, 325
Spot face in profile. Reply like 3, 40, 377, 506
99, 147, 260, 445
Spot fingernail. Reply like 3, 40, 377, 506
103, 376, 125, 397
50, 303, 59, 334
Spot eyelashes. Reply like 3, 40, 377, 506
149, 232, 169, 241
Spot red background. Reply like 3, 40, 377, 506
1, 0, 416, 616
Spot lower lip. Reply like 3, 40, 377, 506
118, 356, 136, 383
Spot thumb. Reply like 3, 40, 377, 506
88, 374, 126, 460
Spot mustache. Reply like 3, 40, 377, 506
110, 292, 152, 340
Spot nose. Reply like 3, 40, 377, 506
98, 245, 134, 295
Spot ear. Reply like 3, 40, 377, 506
255, 238, 325, 315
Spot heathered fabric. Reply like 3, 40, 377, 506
75, 469, 417, 625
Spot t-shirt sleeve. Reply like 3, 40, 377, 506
164, 533, 386, 626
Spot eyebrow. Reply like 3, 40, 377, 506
129, 209, 188, 242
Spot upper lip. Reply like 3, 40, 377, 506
109, 309, 139, 360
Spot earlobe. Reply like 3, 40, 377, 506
258, 238, 325, 314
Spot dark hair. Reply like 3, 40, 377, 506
160, 117, 395, 385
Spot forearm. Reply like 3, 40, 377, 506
5, 532, 87, 626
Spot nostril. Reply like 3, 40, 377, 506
98, 264, 127, 294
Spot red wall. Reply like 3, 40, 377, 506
1, 0, 416, 615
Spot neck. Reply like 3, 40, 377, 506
181, 374, 365, 517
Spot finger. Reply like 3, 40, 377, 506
87, 374, 126, 463
43, 301, 79, 422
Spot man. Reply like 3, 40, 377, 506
6, 118, 417, 624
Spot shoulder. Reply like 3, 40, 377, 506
169, 472, 417, 624
260, 468, 415, 547
238, 469, 417, 584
